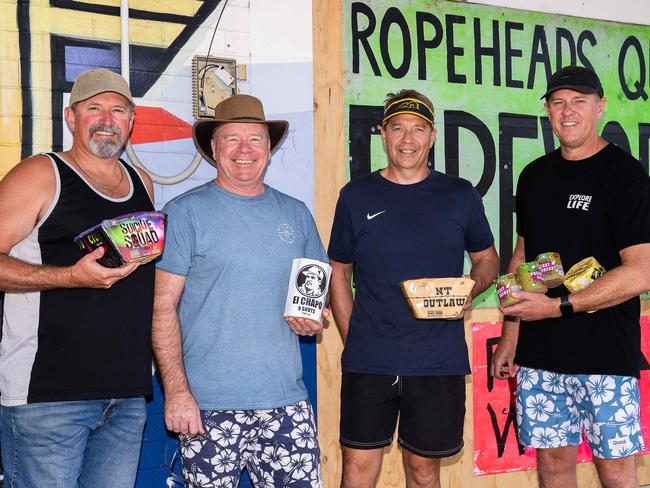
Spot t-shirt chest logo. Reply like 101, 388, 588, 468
277, 223, 296, 244
567, 193, 593, 211
366, 210, 386, 220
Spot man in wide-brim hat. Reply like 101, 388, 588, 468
193, 94, 288, 164
153, 94, 328, 487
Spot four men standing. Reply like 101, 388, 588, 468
1, 64, 648, 488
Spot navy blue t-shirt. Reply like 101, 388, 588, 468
328, 170, 494, 375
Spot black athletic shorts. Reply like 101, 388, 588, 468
340, 372, 466, 457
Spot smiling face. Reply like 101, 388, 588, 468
65, 91, 133, 159
211, 122, 271, 196
545, 89, 606, 160
381, 113, 436, 180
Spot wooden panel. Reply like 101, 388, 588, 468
313, 1, 650, 486
313, 0, 344, 485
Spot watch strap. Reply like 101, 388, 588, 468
560, 295, 574, 317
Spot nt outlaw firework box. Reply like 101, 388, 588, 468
401, 277, 475, 319
74, 211, 166, 268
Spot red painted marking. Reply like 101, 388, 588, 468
130, 107, 192, 145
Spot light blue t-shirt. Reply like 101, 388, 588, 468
157, 182, 327, 410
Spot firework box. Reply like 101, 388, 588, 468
401, 277, 475, 319
563, 256, 606, 293
74, 211, 166, 268
495, 273, 522, 307
284, 258, 332, 321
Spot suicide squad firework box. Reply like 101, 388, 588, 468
74, 211, 166, 268
401, 277, 475, 319
284, 258, 332, 321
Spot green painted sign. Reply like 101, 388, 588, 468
343, 0, 650, 306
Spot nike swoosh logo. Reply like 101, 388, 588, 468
367, 210, 386, 220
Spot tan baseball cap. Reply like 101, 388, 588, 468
69, 68, 134, 107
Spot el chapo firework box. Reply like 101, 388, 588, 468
74, 211, 166, 268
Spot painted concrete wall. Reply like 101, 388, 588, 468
0, 1, 316, 486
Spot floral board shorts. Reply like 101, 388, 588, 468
516, 366, 645, 459
180, 400, 321, 488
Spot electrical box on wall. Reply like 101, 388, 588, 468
192, 56, 238, 120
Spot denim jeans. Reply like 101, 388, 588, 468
0, 397, 146, 488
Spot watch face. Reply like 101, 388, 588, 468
560, 296, 573, 316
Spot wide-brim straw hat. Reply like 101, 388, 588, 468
193, 94, 289, 166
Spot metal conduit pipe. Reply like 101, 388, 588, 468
119, 0, 203, 185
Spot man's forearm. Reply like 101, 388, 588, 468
152, 304, 192, 396
330, 284, 353, 343
499, 317, 520, 344
470, 247, 500, 297
0, 253, 73, 292
470, 261, 498, 297
569, 262, 649, 313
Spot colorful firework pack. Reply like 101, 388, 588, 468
74, 211, 166, 268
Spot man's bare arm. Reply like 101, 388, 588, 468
152, 269, 204, 436
468, 245, 500, 297
490, 236, 526, 379
329, 259, 354, 344
0, 155, 138, 292
568, 243, 650, 312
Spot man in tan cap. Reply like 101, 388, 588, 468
0, 68, 154, 487
153, 94, 327, 487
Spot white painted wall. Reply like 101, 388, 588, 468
469, 0, 650, 25
129, 0, 317, 211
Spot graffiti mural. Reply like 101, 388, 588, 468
2, 0, 220, 168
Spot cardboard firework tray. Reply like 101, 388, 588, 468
401, 277, 475, 319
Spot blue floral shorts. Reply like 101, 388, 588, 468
516, 366, 645, 459
179, 400, 321, 487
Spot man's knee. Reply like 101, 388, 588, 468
341, 447, 383, 488
594, 456, 638, 488
536, 446, 578, 480
402, 451, 441, 488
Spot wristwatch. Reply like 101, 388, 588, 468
559, 295, 574, 317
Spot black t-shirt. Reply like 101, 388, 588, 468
514, 144, 650, 377
328, 171, 494, 375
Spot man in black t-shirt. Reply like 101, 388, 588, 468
492, 66, 650, 487
330, 90, 499, 488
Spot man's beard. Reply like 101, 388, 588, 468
88, 124, 123, 158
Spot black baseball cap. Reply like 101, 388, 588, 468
541, 66, 604, 100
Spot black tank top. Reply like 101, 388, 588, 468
1, 153, 155, 404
